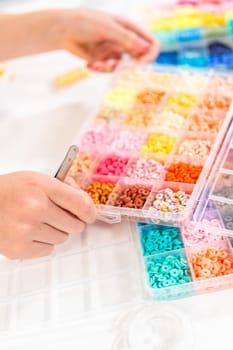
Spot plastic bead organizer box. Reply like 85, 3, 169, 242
138, 0, 233, 69
66, 63, 233, 300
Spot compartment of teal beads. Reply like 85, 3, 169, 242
137, 222, 194, 301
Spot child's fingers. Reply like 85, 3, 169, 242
87, 58, 120, 72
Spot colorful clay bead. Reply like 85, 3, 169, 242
124, 105, 155, 127
201, 12, 225, 26
188, 111, 223, 133
145, 72, 175, 88
124, 158, 165, 181
198, 94, 231, 111
146, 254, 191, 289
80, 127, 147, 153
94, 155, 129, 176
140, 224, 183, 255
208, 76, 233, 94
85, 182, 114, 205
190, 247, 233, 280
182, 220, 224, 246
176, 139, 213, 158
152, 188, 191, 213
79, 126, 115, 150
178, 72, 208, 93
109, 185, 151, 209
136, 88, 165, 105
165, 162, 203, 184
115, 67, 144, 85
157, 51, 179, 65
166, 93, 196, 109
69, 153, 94, 174
141, 134, 176, 154
112, 130, 147, 152
95, 107, 123, 123
103, 87, 136, 110
152, 111, 185, 131
151, 17, 176, 31
164, 104, 190, 118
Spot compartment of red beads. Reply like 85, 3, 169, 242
93, 153, 130, 177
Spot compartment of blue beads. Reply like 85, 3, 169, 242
137, 223, 193, 300
139, 224, 183, 256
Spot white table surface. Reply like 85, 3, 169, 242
1, 1, 233, 349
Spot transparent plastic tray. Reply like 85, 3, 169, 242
0, 221, 143, 340
68, 64, 233, 225
194, 118, 233, 237
0, 217, 232, 343
0, 219, 196, 348
132, 0, 233, 69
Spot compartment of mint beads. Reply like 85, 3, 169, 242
137, 223, 194, 300
139, 224, 184, 256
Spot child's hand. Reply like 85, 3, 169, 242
0, 171, 96, 259
59, 8, 160, 72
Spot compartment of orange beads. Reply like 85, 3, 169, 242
187, 109, 224, 133
189, 244, 233, 280
82, 175, 117, 205
165, 157, 203, 184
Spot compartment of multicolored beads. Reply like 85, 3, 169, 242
143, 182, 194, 222
68, 64, 233, 224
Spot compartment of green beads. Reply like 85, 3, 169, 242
137, 223, 194, 300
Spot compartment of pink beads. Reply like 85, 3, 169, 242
123, 153, 166, 182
